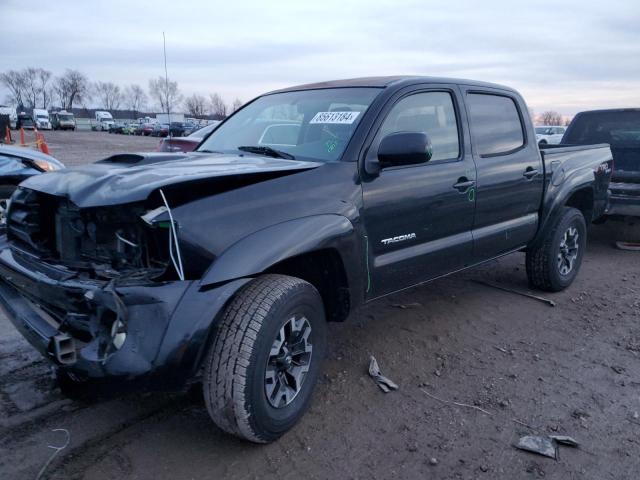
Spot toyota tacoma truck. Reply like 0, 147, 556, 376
0, 77, 612, 443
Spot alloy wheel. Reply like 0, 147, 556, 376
264, 315, 313, 408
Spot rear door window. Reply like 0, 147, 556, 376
467, 93, 524, 156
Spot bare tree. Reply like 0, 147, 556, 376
148, 76, 182, 113
184, 93, 207, 117
36, 69, 53, 108
94, 81, 122, 110
564, 117, 572, 126
0, 70, 26, 107
231, 98, 243, 112
124, 84, 147, 117
22, 68, 41, 108
539, 110, 563, 126
209, 93, 227, 117
53, 70, 90, 110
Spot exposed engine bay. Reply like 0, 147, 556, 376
6, 187, 179, 282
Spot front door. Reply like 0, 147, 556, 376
361, 87, 477, 298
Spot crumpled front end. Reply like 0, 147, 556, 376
0, 236, 192, 381
0, 185, 240, 387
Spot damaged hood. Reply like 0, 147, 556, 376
19, 152, 321, 207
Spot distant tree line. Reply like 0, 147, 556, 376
0, 67, 243, 119
536, 110, 572, 126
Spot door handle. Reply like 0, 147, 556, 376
523, 167, 539, 179
453, 178, 475, 192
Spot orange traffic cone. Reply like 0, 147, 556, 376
19, 127, 25, 145
39, 133, 50, 155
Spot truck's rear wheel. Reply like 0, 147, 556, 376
203, 274, 327, 443
526, 207, 586, 291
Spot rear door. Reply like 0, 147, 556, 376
361, 86, 477, 298
462, 88, 543, 260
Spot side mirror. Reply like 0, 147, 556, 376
377, 131, 433, 169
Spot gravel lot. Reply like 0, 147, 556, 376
1, 132, 639, 479
39, 130, 160, 166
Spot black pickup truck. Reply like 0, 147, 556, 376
0, 77, 612, 443
562, 108, 640, 217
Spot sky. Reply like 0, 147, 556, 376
1, 0, 639, 116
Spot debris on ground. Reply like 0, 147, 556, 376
368, 356, 398, 393
420, 389, 493, 416
514, 435, 557, 459
473, 280, 556, 307
36, 429, 70, 480
391, 302, 422, 309
615, 241, 640, 251
514, 434, 580, 459
549, 435, 580, 447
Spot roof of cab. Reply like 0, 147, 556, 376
268, 76, 517, 94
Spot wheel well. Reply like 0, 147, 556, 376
265, 249, 350, 322
565, 187, 594, 222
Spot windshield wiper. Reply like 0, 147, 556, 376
197, 149, 223, 154
237, 145, 295, 160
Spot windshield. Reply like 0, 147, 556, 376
59, 114, 73, 121
37, 114, 48, 119
197, 87, 380, 162
535, 127, 554, 135
564, 111, 640, 148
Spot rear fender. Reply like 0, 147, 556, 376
531, 167, 596, 247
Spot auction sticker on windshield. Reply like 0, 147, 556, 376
309, 111, 360, 124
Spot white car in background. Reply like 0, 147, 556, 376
535, 125, 566, 145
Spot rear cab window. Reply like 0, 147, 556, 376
467, 93, 525, 156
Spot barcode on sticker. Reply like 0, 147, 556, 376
309, 111, 360, 124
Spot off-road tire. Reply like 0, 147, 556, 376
203, 274, 327, 443
526, 207, 586, 291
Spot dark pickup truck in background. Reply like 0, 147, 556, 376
562, 108, 640, 217
0, 76, 612, 443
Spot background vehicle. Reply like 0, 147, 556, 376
0, 106, 17, 129
32, 109, 52, 130
168, 122, 186, 137
122, 123, 138, 135
0, 144, 64, 225
158, 121, 220, 152
16, 112, 34, 129
108, 122, 126, 134
51, 111, 76, 131
0, 77, 612, 444
183, 122, 200, 136
535, 125, 566, 145
95, 111, 115, 131
562, 108, 640, 217
151, 123, 169, 137
137, 123, 155, 136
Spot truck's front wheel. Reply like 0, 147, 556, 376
203, 274, 327, 443
526, 207, 587, 291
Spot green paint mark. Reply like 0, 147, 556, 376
467, 188, 475, 202
364, 235, 371, 293
325, 139, 338, 153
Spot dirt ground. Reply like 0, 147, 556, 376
1, 132, 639, 479
21, 129, 161, 166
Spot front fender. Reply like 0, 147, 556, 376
200, 214, 357, 287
